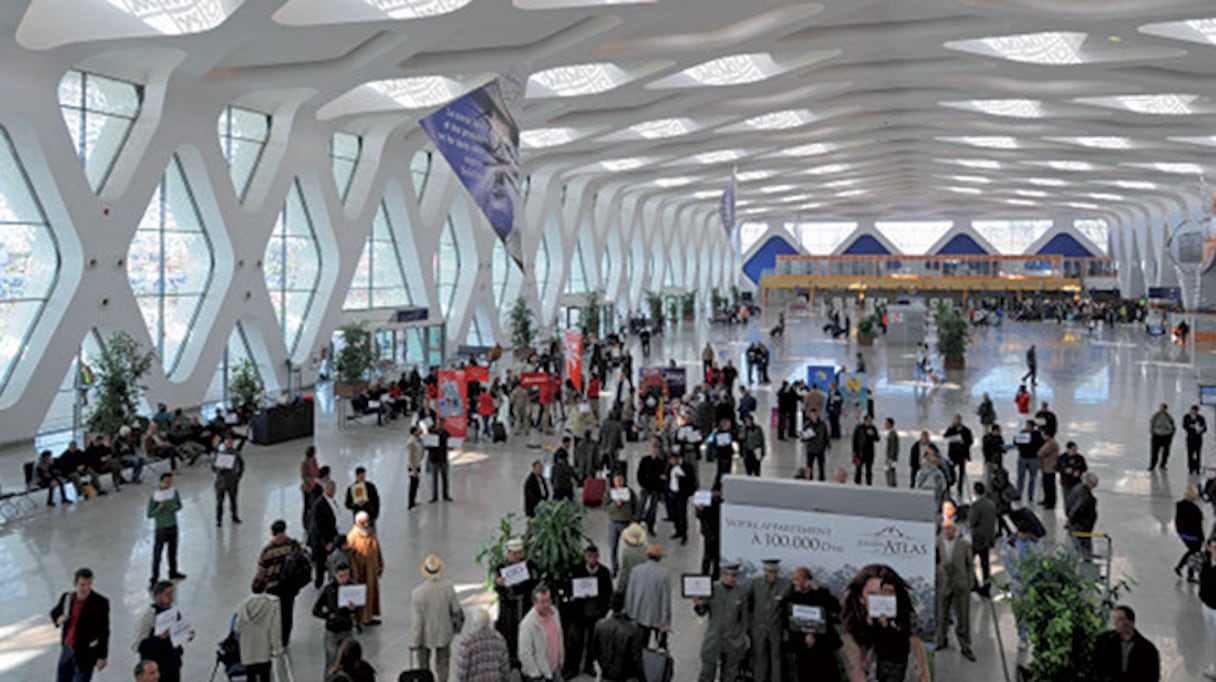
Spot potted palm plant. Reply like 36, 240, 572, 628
227, 359, 263, 413
936, 304, 970, 370
334, 323, 373, 397
509, 297, 535, 358
856, 314, 878, 346
85, 330, 156, 435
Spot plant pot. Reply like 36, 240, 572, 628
944, 357, 965, 370
857, 336, 875, 346
334, 381, 367, 398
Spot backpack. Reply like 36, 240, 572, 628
280, 542, 312, 592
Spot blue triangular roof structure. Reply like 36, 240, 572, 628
743, 235, 799, 283
1035, 233, 1094, 258
841, 234, 891, 255
936, 233, 989, 256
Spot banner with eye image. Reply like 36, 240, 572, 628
419, 79, 524, 269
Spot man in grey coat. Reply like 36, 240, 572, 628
694, 563, 749, 682
410, 554, 464, 682
745, 559, 791, 682
935, 523, 975, 661
624, 544, 671, 648
967, 481, 999, 595
212, 438, 244, 527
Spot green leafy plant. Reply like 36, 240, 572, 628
856, 314, 878, 341
475, 512, 521, 585
1005, 546, 1130, 681
85, 330, 155, 435
582, 290, 603, 337
936, 303, 970, 365
730, 284, 740, 307
523, 500, 588, 590
335, 323, 373, 385
509, 297, 535, 349
227, 359, 263, 410
681, 292, 696, 318
646, 291, 663, 322
711, 287, 726, 313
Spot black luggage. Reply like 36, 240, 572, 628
1009, 506, 1046, 539
642, 648, 673, 682
492, 421, 507, 443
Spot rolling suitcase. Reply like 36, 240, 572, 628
492, 421, 507, 443
582, 477, 607, 506
642, 648, 674, 682
1008, 506, 1046, 539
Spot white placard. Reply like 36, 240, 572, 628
945, 434, 962, 444
224, 413, 239, 425
715, 433, 732, 446
682, 575, 713, 598
610, 488, 630, 503
693, 490, 712, 507
572, 577, 599, 598
867, 594, 898, 619
214, 454, 236, 470
500, 561, 531, 587
380, 394, 390, 402
170, 618, 192, 648
154, 607, 178, 635
153, 488, 175, 503
423, 434, 440, 448
368, 400, 381, 409
792, 605, 823, 623
1034, 417, 1046, 426
1014, 432, 1032, 445
578, 403, 591, 414
338, 584, 367, 607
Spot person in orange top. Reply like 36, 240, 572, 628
346, 512, 384, 626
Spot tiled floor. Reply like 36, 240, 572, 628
0, 313, 1212, 681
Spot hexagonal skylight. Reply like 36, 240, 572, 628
778, 143, 834, 157
528, 62, 630, 98
1045, 136, 1132, 149
940, 99, 1045, 118
1139, 17, 1216, 46
366, 76, 476, 108
1121, 161, 1204, 174
937, 136, 1019, 149
946, 31, 1086, 65
1075, 94, 1200, 115
1096, 180, 1158, 190
600, 157, 649, 171
627, 118, 699, 139
1025, 160, 1094, 171
521, 127, 582, 149
737, 109, 817, 130
1028, 178, 1068, 187
801, 163, 851, 175
945, 186, 982, 195
363, 0, 472, 19
737, 170, 778, 182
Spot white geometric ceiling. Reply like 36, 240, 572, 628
16, 0, 1216, 225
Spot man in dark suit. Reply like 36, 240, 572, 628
564, 544, 614, 679
523, 459, 549, 517
428, 425, 453, 503
50, 567, 109, 682
309, 480, 339, 588
967, 482, 999, 596
1094, 605, 1160, 681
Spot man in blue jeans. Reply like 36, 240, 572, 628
50, 567, 110, 682
1014, 420, 1043, 503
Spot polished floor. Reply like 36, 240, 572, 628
0, 311, 1213, 681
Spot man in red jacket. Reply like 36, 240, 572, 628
50, 567, 110, 682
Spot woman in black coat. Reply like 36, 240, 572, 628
1175, 485, 1206, 581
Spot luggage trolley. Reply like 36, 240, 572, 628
1071, 531, 1114, 597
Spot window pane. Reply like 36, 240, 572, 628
876, 220, 953, 254
411, 150, 432, 199
1075, 219, 1110, 254
973, 219, 1052, 254
219, 106, 269, 199
788, 222, 857, 255
59, 71, 140, 192
537, 236, 551, 297
265, 182, 320, 353
492, 240, 508, 307
436, 218, 460, 317
343, 202, 412, 311
330, 132, 360, 201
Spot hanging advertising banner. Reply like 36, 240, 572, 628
520, 372, 552, 404
564, 329, 583, 392
806, 365, 836, 392
660, 367, 687, 399
419, 79, 524, 268
719, 171, 736, 240
466, 365, 490, 384
638, 367, 667, 396
437, 369, 467, 445
720, 476, 938, 638
838, 372, 869, 408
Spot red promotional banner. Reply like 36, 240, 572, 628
520, 372, 552, 404
466, 366, 489, 384
437, 369, 467, 443
564, 329, 583, 392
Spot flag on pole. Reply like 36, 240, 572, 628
420, 79, 524, 269
719, 168, 736, 240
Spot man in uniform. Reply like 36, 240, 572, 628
693, 563, 749, 682
745, 559, 791, 682
493, 538, 536, 672
783, 566, 841, 681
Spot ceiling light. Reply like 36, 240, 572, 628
1088, 192, 1125, 201
691, 190, 720, 199
528, 62, 628, 97
628, 118, 697, 139
521, 127, 580, 149
600, 158, 648, 171
823, 179, 858, 188
949, 175, 992, 184
1169, 135, 1216, 147
1028, 178, 1068, 186
1007, 198, 1038, 206
1076, 94, 1199, 115
946, 186, 982, 194
836, 189, 866, 197
1027, 160, 1093, 171
941, 99, 1045, 118
936, 158, 1003, 170
1015, 189, 1048, 197
1123, 161, 1204, 174
937, 136, 1019, 149
802, 163, 850, 175
654, 177, 695, 187
737, 170, 778, 182
1066, 202, 1100, 209
779, 143, 835, 157
740, 109, 815, 130
1108, 35, 1123, 43
692, 150, 744, 164
760, 184, 797, 194
795, 202, 824, 210
363, 0, 472, 19
1047, 136, 1132, 149
1101, 179, 1157, 190
367, 76, 475, 108
776, 194, 814, 203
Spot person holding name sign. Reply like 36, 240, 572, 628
146, 474, 185, 589
211, 438, 245, 527
131, 581, 193, 682
840, 564, 930, 682
783, 566, 842, 682
565, 544, 613, 678
606, 474, 640, 575
313, 562, 360, 673
494, 538, 537, 672
344, 467, 381, 526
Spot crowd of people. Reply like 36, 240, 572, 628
39, 314, 1215, 682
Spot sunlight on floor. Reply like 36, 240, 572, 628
0, 615, 57, 675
